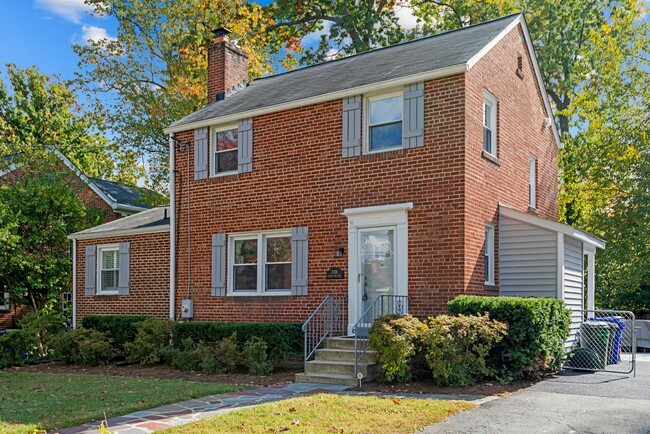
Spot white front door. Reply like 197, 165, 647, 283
343, 203, 412, 334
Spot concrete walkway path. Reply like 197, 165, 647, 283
422, 356, 650, 434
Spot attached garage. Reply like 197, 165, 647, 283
499, 206, 605, 341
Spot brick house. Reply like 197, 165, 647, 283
0, 149, 160, 329
72, 14, 605, 342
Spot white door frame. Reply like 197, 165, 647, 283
342, 203, 412, 334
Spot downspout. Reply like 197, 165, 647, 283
169, 134, 176, 320
72, 238, 77, 328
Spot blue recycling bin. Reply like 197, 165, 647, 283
592, 316, 625, 364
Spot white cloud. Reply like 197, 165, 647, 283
34, 0, 93, 24
395, 4, 419, 30
301, 21, 333, 46
81, 25, 115, 44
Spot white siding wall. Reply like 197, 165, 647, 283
499, 216, 558, 297
564, 235, 584, 343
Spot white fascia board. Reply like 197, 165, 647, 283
68, 225, 170, 241
499, 205, 605, 249
114, 203, 149, 213
163, 64, 468, 134
466, 14, 563, 149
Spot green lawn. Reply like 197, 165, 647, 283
0, 372, 243, 432
162, 393, 475, 434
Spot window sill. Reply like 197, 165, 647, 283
95, 291, 120, 296
485, 283, 498, 292
227, 292, 292, 297
481, 150, 500, 166
360, 148, 407, 160
208, 172, 239, 183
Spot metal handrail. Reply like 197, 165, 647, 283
352, 294, 408, 378
302, 295, 345, 372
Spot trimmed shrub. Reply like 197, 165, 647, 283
81, 315, 146, 351
423, 314, 507, 386
18, 311, 67, 358
172, 322, 302, 363
196, 334, 240, 374
124, 318, 175, 364
51, 329, 113, 366
369, 314, 428, 383
241, 338, 273, 375
0, 330, 36, 368
448, 295, 571, 380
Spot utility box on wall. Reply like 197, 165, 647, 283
181, 299, 194, 318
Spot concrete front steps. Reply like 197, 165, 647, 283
295, 337, 379, 386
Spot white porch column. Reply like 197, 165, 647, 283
587, 251, 596, 311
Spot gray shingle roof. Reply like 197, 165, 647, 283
68, 207, 170, 239
170, 14, 520, 130
90, 178, 158, 209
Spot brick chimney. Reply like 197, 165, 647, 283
207, 27, 249, 103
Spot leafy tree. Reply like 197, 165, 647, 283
0, 160, 105, 312
74, 0, 292, 189
0, 64, 143, 186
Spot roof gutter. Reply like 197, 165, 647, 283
114, 203, 150, 214
163, 63, 468, 134
68, 225, 170, 241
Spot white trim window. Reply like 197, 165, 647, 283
483, 91, 498, 156
229, 231, 292, 295
0, 290, 9, 311
484, 223, 495, 285
529, 156, 537, 209
210, 124, 238, 176
366, 91, 403, 152
97, 245, 120, 294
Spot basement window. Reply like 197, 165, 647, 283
211, 124, 238, 175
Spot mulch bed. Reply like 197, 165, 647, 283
5, 362, 300, 387
5, 362, 538, 396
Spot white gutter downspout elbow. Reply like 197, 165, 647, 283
169, 134, 176, 320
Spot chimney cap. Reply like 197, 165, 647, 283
211, 27, 231, 38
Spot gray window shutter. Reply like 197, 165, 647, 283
194, 127, 208, 180
238, 118, 253, 173
291, 227, 309, 296
342, 96, 362, 158
402, 82, 425, 148
211, 233, 226, 296
84, 245, 96, 296
118, 242, 130, 295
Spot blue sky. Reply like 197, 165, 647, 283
0, 0, 119, 80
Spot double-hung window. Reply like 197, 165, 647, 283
367, 92, 403, 152
211, 124, 238, 175
97, 245, 120, 294
529, 156, 537, 209
0, 288, 8, 311
230, 232, 292, 295
483, 92, 498, 156
484, 224, 495, 286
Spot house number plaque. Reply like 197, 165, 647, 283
326, 268, 345, 279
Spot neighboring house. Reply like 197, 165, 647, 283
68, 207, 170, 327
0, 149, 163, 329
72, 15, 605, 336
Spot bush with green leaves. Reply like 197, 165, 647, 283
124, 318, 174, 364
0, 329, 36, 368
18, 310, 67, 358
194, 334, 240, 374
368, 314, 428, 383
81, 315, 146, 351
423, 314, 507, 386
172, 322, 301, 364
51, 328, 113, 366
241, 337, 273, 375
448, 295, 571, 380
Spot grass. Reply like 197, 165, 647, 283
162, 393, 475, 434
0, 372, 243, 432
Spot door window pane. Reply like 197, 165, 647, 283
361, 229, 395, 312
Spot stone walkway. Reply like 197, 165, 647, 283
52, 383, 488, 434
53, 383, 351, 434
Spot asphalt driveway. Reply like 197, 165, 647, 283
422, 354, 650, 434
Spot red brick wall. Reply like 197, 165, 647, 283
75, 232, 170, 323
463, 25, 559, 294
172, 24, 559, 323
207, 39, 249, 103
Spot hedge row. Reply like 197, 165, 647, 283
448, 295, 571, 380
82, 316, 303, 363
